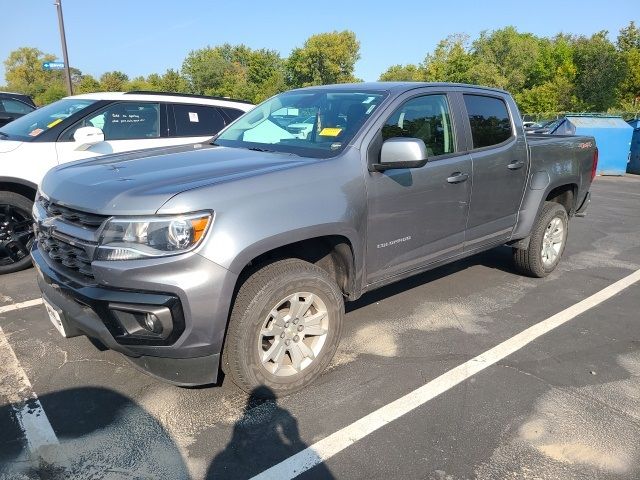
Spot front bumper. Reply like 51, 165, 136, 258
32, 244, 238, 386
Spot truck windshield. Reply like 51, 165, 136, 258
214, 90, 387, 158
0, 98, 96, 142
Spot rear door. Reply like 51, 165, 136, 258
364, 90, 472, 285
462, 93, 528, 250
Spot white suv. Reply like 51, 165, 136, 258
0, 91, 253, 274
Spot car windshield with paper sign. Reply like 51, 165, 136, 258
214, 90, 387, 158
0, 98, 96, 141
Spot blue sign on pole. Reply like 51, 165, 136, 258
42, 62, 65, 70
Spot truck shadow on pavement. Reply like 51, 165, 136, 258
0, 385, 334, 480
347, 246, 516, 313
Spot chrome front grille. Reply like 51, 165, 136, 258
37, 231, 94, 279
40, 199, 106, 228
35, 198, 106, 283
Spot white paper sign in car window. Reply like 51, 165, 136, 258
189, 112, 199, 122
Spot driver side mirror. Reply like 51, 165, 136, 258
73, 126, 104, 151
373, 138, 428, 171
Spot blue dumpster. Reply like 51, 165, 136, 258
550, 115, 633, 176
628, 119, 640, 175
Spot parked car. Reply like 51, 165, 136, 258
529, 119, 560, 134
0, 91, 253, 273
523, 121, 542, 131
0, 91, 36, 128
32, 82, 597, 396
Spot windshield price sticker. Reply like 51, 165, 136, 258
319, 127, 342, 136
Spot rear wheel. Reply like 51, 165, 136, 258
513, 201, 568, 278
223, 259, 344, 397
0, 192, 34, 274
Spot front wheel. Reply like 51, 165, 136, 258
0, 192, 35, 275
223, 259, 344, 397
513, 201, 569, 278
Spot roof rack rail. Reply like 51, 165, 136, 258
124, 90, 253, 104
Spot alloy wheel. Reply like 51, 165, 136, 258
541, 216, 564, 267
258, 292, 329, 377
0, 204, 34, 267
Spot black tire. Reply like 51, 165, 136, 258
513, 201, 569, 278
222, 258, 344, 397
0, 192, 34, 275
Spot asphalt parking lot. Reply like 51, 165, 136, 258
1, 175, 639, 480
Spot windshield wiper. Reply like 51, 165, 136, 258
247, 147, 277, 153
0, 131, 8, 139
248, 147, 301, 157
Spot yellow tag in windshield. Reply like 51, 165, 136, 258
319, 127, 342, 137
47, 118, 63, 128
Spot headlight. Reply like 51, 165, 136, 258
96, 212, 213, 261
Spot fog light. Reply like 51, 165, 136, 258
109, 303, 174, 340
144, 313, 163, 334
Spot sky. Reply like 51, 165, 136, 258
1, 0, 638, 85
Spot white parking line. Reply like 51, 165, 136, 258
252, 268, 640, 480
0, 298, 43, 315
0, 324, 59, 454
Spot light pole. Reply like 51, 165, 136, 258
54, 0, 73, 95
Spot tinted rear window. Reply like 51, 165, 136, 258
173, 104, 226, 137
463, 95, 512, 148
220, 107, 245, 122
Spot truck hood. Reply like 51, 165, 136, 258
41, 143, 310, 215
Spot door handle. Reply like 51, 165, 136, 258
447, 172, 469, 184
508, 160, 525, 170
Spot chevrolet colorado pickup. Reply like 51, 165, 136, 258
32, 83, 597, 396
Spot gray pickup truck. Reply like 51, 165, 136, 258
32, 82, 597, 395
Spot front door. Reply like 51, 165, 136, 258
365, 93, 472, 285
55, 102, 183, 164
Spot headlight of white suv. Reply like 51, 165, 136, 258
96, 212, 213, 261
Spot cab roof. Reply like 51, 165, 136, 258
294, 81, 509, 95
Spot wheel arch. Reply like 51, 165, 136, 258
230, 231, 361, 301
511, 175, 579, 244
0, 177, 38, 201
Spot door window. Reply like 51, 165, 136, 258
66, 102, 160, 141
173, 104, 226, 137
463, 95, 513, 148
381, 95, 454, 157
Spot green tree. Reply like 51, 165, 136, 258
74, 74, 101, 94
182, 44, 284, 102
99, 71, 129, 91
517, 35, 578, 113
156, 69, 190, 93
286, 31, 360, 87
616, 22, 640, 108
4, 47, 59, 102
617, 21, 640, 51
468, 27, 540, 91
37, 84, 67, 105
379, 64, 424, 81
572, 32, 624, 111
619, 48, 640, 108
424, 34, 475, 83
